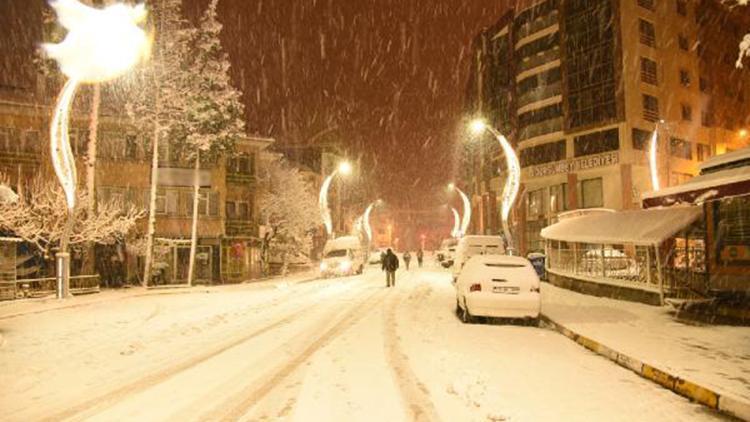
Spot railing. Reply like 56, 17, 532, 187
518, 117, 563, 141
517, 48, 560, 73
516, 82, 562, 109
515, 12, 559, 41
1, 275, 101, 300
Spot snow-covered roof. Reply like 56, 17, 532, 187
642, 165, 750, 202
699, 147, 750, 172
541, 206, 702, 246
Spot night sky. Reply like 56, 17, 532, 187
184, 0, 511, 208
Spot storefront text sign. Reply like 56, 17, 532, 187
530, 151, 619, 178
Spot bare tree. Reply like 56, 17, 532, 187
0, 176, 145, 260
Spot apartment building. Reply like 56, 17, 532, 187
463, 0, 750, 255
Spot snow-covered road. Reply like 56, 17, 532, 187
0, 265, 724, 421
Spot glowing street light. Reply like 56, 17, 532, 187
43, 0, 150, 298
319, 161, 353, 237
649, 121, 662, 192
469, 119, 520, 252
448, 183, 471, 237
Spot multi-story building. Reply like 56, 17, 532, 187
463, 0, 750, 255
0, 1, 273, 290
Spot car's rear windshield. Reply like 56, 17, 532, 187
325, 250, 348, 258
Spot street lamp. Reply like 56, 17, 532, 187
319, 161, 352, 238
469, 119, 520, 253
649, 121, 663, 192
362, 199, 383, 244
450, 207, 461, 238
448, 183, 471, 237
43, 0, 150, 298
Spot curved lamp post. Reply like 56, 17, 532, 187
362, 199, 383, 244
649, 120, 665, 192
319, 161, 352, 238
470, 119, 520, 253
43, 0, 150, 298
450, 207, 461, 238
448, 183, 471, 237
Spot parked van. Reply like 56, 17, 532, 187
320, 236, 366, 277
452, 235, 505, 281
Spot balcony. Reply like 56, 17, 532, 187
226, 172, 256, 185
518, 117, 564, 141
517, 48, 560, 73
225, 219, 258, 237
516, 82, 562, 109
515, 11, 559, 41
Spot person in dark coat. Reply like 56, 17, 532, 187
382, 248, 399, 287
417, 249, 424, 268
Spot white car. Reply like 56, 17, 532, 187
320, 236, 366, 277
455, 255, 541, 325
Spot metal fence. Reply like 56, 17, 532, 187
1, 275, 100, 301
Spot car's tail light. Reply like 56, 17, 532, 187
470, 283, 482, 292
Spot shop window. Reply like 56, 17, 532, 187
697, 143, 712, 161
642, 94, 660, 122
632, 128, 652, 150
639, 19, 656, 47
527, 189, 545, 219
573, 128, 619, 157
550, 183, 568, 212
641, 58, 658, 85
580, 178, 603, 208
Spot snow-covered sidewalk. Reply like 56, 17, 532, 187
0, 269, 318, 321
541, 283, 750, 404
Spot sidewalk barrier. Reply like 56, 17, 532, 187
541, 314, 750, 421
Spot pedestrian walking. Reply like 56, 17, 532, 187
403, 251, 412, 270
417, 249, 424, 268
382, 248, 399, 287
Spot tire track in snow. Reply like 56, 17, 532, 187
384, 274, 441, 422
40, 281, 351, 422
207, 286, 392, 421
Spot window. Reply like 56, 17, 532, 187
639, 19, 656, 47
681, 103, 692, 121
632, 128, 653, 150
676, 0, 688, 16
699, 77, 710, 93
229, 154, 255, 175
125, 134, 138, 160
226, 202, 236, 219
519, 140, 566, 167
642, 94, 659, 122
679, 69, 691, 87
550, 183, 568, 212
678, 35, 689, 51
156, 191, 167, 215
580, 178, 603, 208
573, 128, 619, 157
670, 137, 692, 159
701, 110, 713, 127
637, 0, 654, 11
238, 202, 249, 220
697, 143, 712, 161
640, 57, 658, 85
527, 189, 545, 219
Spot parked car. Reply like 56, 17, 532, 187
455, 255, 541, 324
452, 235, 505, 281
320, 236, 366, 277
437, 238, 458, 262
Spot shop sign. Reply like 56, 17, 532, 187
530, 151, 619, 178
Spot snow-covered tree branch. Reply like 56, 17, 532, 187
259, 158, 319, 275
0, 177, 145, 259
725, 0, 750, 68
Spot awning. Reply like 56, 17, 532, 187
541, 206, 702, 246
642, 165, 750, 208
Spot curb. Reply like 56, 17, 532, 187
541, 314, 750, 421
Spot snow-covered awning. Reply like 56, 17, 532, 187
541, 206, 702, 246
642, 165, 750, 208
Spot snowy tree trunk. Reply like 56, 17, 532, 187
84, 84, 100, 276
143, 114, 161, 288
187, 150, 201, 286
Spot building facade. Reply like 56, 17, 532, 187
463, 0, 750, 255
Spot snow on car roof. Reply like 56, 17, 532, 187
468, 255, 529, 265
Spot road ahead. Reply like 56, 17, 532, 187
0, 264, 723, 421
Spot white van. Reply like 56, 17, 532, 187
320, 236, 366, 277
452, 235, 505, 281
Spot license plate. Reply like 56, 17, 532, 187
493, 286, 519, 294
